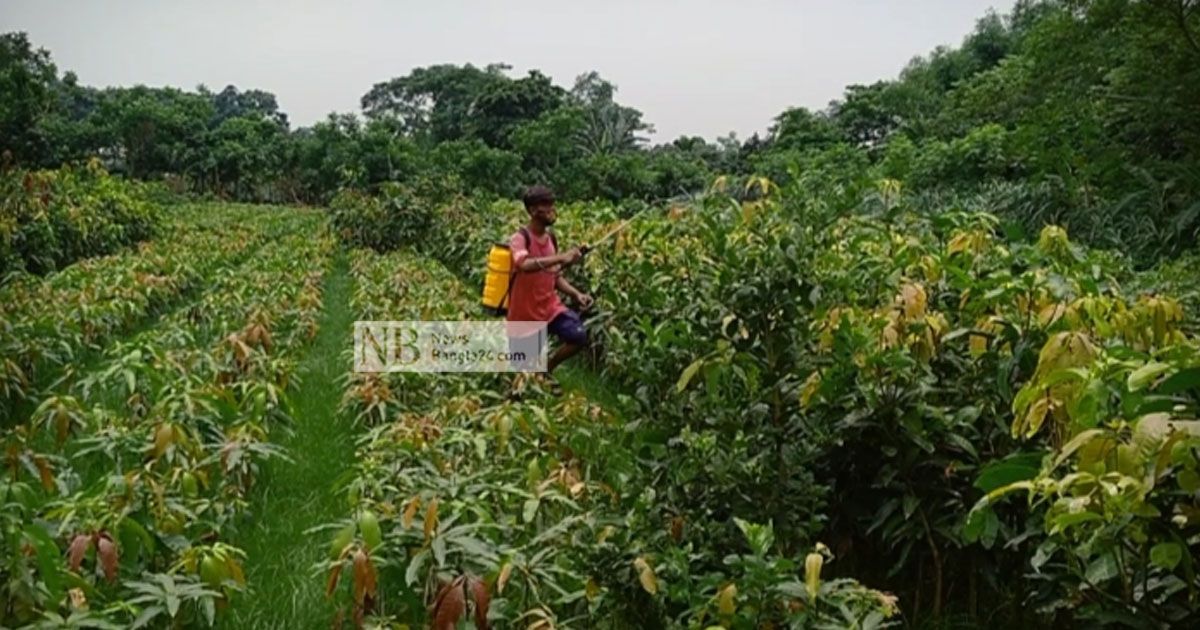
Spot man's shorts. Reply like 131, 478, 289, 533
507, 310, 588, 371
547, 309, 588, 346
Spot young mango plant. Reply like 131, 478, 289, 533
969, 318, 1200, 626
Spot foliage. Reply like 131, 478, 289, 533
332, 156, 1199, 626
0, 162, 160, 279
318, 247, 896, 628
1, 205, 331, 627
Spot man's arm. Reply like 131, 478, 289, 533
511, 237, 580, 271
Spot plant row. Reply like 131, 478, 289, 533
1, 204, 309, 412
2, 208, 332, 628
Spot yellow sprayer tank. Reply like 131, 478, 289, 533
481, 242, 514, 315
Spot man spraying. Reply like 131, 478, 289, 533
507, 185, 592, 393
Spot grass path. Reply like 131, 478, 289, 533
226, 252, 355, 629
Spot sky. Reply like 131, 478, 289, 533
2, 0, 1016, 142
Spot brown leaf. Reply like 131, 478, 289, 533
325, 563, 343, 598
431, 576, 466, 630
55, 411, 71, 445
402, 496, 421, 529
67, 534, 91, 572
34, 456, 54, 491
351, 550, 368, 605
470, 576, 491, 630
669, 515, 684, 542
362, 554, 377, 600
96, 535, 118, 583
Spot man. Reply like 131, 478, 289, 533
507, 185, 592, 393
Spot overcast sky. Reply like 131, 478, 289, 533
2, 0, 1015, 142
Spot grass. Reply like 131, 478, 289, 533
556, 360, 629, 413
225, 251, 356, 629
220, 253, 627, 627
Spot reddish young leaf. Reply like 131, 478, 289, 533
67, 534, 91, 572
470, 575, 491, 630
96, 534, 118, 583
431, 576, 466, 630
350, 548, 378, 610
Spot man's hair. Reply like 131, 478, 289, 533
522, 185, 555, 210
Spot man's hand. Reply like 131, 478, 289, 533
576, 292, 595, 311
560, 247, 583, 265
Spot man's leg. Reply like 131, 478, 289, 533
548, 342, 583, 373
546, 310, 588, 374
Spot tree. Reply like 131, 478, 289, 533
360, 63, 510, 142
769, 107, 843, 153
569, 72, 654, 155
829, 82, 899, 150
0, 32, 58, 164
467, 70, 565, 148
211, 85, 288, 127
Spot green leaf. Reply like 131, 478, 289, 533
523, 498, 540, 523
132, 605, 164, 629
962, 506, 995, 544
1128, 362, 1170, 392
947, 432, 978, 459
1052, 510, 1101, 533
1150, 543, 1182, 571
1053, 429, 1106, 470
202, 597, 216, 626
24, 524, 63, 600
1085, 553, 1119, 584
1157, 367, 1200, 395
675, 357, 705, 393
1069, 379, 1106, 428
975, 453, 1042, 492
405, 549, 429, 586
1179, 469, 1200, 493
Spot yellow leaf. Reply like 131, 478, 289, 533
585, 577, 601, 601
633, 557, 657, 595
675, 358, 705, 393
717, 583, 737, 616
898, 283, 927, 320
799, 372, 821, 409
423, 498, 439, 543
497, 562, 513, 594
805, 552, 824, 602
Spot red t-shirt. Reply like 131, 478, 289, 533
507, 228, 567, 323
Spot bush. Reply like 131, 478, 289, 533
328, 183, 433, 252
0, 161, 161, 280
